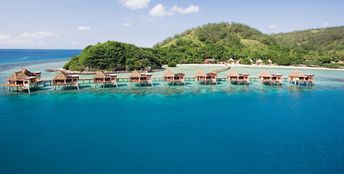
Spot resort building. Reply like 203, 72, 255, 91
228, 58, 235, 64
93, 71, 118, 88
129, 71, 153, 86
163, 69, 185, 85
227, 70, 250, 85
259, 70, 283, 85
204, 58, 215, 64
288, 70, 314, 86
195, 70, 217, 85
256, 59, 263, 65
6, 68, 41, 93
52, 71, 80, 90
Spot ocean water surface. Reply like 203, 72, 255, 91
0, 49, 80, 64
0, 50, 344, 174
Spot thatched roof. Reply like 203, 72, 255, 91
53, 71, 68, 80
94, 71, 107, 78
207, 71, 217, 76
175, 73, 185, 77
256, 59, 263, 63
259, 70, 272, 77
8, 69, 35, 81
228, 58, 234, 62
130, 71, 141, 78
164, 69, 174, 77
289, 70, 306, 77
228, 70, 239, 77
268, 59, 273, 63
195, 70, 206, 77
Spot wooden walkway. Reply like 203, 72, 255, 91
32, 76, 288, 87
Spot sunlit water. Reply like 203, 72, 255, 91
1, 50, 344, 174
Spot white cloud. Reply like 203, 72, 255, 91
122, 22, 133, 27
171, 5, 199, 14
268, 24, 277, 29
19, 32, 59, 39
69, 41, 77, 45
0, 34, 11, 40
149, 4, 169, 17
119, 0, 150, 10
321, 22, 329, 28
149, 4, 200, 17
0, 31, 58, 46
77, 26, 91, 31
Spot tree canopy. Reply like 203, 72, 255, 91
65, 23, 344, 71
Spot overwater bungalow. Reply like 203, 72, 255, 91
52, 71, 80, 90
129, 71, 153, 86
93, 71, 118, 88
259, 70, 283, 85
163, 69, 185, 85
6, 68, 41, 93
227, 70, 249, 85
195, 70, 217, 85
288, 70, 314, 86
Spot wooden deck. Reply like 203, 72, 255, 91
2, 76, 289, 87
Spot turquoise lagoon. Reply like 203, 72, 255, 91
1, 50, 344, 174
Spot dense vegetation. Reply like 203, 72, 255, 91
274, 26, 344, 67
64, 41, 161, 71
64, 23, 344, 71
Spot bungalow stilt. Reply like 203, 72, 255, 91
259, 70, 283, 86
195, 70, 217, 85
6, 68, 41, 93
288, 70, 314, 86
52, 71, 80, 90
129, 71, 153, 87
93, 71, 118, 88
163, 69, 185, 85
227, 70, 249, 85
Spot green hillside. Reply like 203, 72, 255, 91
64, 41, 162, 71
274, 26, 344, 52
154, 23, 292, 65
64, 23, 344, 71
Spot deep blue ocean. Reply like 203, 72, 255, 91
0, 50, 344, 174
0, 49, 80, 64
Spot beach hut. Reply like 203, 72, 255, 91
228, 58, 235, 64
256, 59, 263, 65
129, 71, 153, 86
195, 70, 207, 82
227, 70, 249, 85
206, 72, 217, 85
195, 70, 217, 85
173, 73, 185, 85
259, 70, 283, 86
52, 71, 79, 90
288, 70, 314, 86
6, 68, 41, 93
163, 69, 175, 82
163, 70, 185, 85
204, 58, 215, 64
93, 71, 118, 88
267, 59, 273, 65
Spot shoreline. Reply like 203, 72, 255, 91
180, 64, 344, 72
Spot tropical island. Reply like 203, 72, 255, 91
63, 22, 344, 71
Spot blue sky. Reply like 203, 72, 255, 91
0, 0, 343, 49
